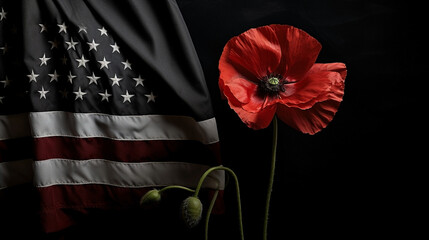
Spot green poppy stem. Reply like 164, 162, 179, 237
204, 189, 219, 240
263, 116, 278, 240
158, 185, 196, 194
194, 166, 244, 240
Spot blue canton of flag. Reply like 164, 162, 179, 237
27, 11, 156, 113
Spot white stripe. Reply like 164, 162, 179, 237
29, 111, 219, 144
34, 159, 225, 190
0, 159, 34, 190
0, 113, 32, 140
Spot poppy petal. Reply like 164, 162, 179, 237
221, 79, 246, 108
224, 77, 258, 105
225, 77, 282, 113
230, 103, 277, 130
277, 63, 345, 134
280, 63, 346, 109
276, 99, 342, 135
224, 25, 282, 80
271, 24, 322, 80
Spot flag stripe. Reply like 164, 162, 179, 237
37, 185, 151, 233
0, 137, 34, 162
0, 113, 31, 140
0, 159, 34, 190
36, 185, 223, 233
34, 136, 221, 164
29, 111, 219, 144
34, 159, 225, 190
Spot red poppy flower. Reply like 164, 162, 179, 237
219, 24, 347, 134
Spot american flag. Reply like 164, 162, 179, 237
0, 0, 223, 233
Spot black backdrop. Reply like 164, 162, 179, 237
176, 0, 422, 239
6, 0, 421, 239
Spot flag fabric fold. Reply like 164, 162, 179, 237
0, 0, 222, 233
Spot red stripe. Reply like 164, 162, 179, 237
0, 137, 34, 163
34, 137, 221, 164
37, 185, 149, 232
38, 185, 224, 233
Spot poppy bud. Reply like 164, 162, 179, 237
181, 196, 203, 228
139, 189, 161, 207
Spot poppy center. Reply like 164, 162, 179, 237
258, 73, 286, 97
268, 77, 280, 85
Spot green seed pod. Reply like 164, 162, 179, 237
181, 196, 203, 228
139, 189, 161, 207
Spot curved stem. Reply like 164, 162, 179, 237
194, 166, 244, 240
205, 190, 219, 240
263, 116, 278, 240
158, 185, 195, 194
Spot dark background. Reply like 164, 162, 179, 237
175, 0, 422, 239
4, 0, 422, 239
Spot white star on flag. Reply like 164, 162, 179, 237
0, 8, 7, 21
122, 60, 132, 70
98, 27, 108, 36
145, 92, 157, 103
57, 22, 67, 33
73, 87, 87, 100
121, 90, 134, 103
27, 70, 39, 83
87, 39, 100, 51
38, 86, 49, 99
1, 76, 10, 87
39, 53, 51, 66
99, 90, 112, 102
110, 74, 123, 86
98, 57, 111, 69
87, 73, 100, 85
78, 24, 88, 33
133, 75, 144, 87
39, 24, 48, 33
68, 71, 76, 84
76, 55, 90, 68
48, 70, 60, 82
65, 38, 79, 50
110, 43, 120, 53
